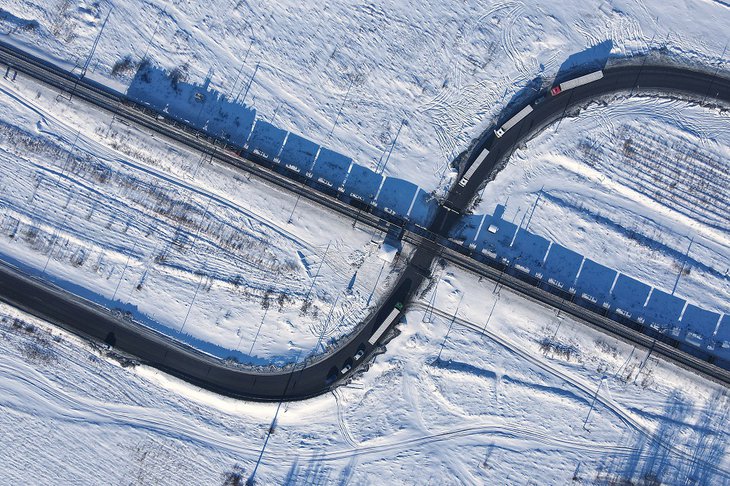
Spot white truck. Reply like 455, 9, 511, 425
368, 303, 403, 345
551, 70, 604, 96
458, 148, 489, 187
494, 105, 533, 138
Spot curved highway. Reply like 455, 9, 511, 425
446, 63, 730, 219
0, 39, 729, 399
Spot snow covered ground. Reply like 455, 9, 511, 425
0, 1, 728, 483
1, 262, 728, 484
2, 0, 730, 196
0, 71, 409, 366
470, 93, 729, 350
2, 0, 728, 356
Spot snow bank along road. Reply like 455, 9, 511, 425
0, 39, 729, 399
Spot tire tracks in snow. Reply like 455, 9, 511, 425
1, 316, 727, 477
332, 388, 359, 449
410, 301, 730, 478
0, 81, 313, 251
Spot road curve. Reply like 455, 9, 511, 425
445, 62, 730, 216
0, 38, 728, 399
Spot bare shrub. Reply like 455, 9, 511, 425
111, 55, 137, 77
539, 337, 579, 361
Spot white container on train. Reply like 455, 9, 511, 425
551, 70, 604, 96
494, 105, 533, 138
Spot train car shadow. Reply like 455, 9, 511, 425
127, 62, 257, 145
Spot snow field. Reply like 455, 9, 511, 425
0, 71, 408, 365
0, 1, 728, 481
2, 0, 730, 196
1, 258, 729, 484
474, 94, 729, 343
2, 0, 729, 358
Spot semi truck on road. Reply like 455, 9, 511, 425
494, 105, 533, 138
551, 70, 604, 96
458, 148, 490, 187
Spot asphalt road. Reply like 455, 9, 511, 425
1, 38, 728, 398
446, 62, 730, 218
0, 259, 422, 400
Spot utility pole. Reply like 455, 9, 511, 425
247, 306, 269, 356
493, 263, 506, 295
180, 272, 205, 333
230, 30, 255, 96
141, 11, 163, 62
316, 293, 341, 352
379, 118, 406, 174
192, 139, 216, 179
112, 239, 137, 301
40, 226, 60, 275
351, 206, 362, 228
82, 9, 112, 78
287, 195, 300, 224
480, 298, 498, 336
424, 275, 440, 324
56, 130, 80, 190
191, 196, 214, 248
247, 349, 303, 486
630, 33, 656, 98
671, 236, 694, 295
237, 61, 260, 104
68, 8, 111, 101
41, 212, 71, 276
304, 241, 331, 302
701, 42, 728, 105
437, 295, 462, 361
270, 103, 282, 124
583, 376, 606, 431
230, 61, 246, 100
366, 261, 386, 306
327, 78, 354, 140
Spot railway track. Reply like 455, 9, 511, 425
0, 38, 728, 398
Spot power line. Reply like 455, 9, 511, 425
82, 8, 112, 78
